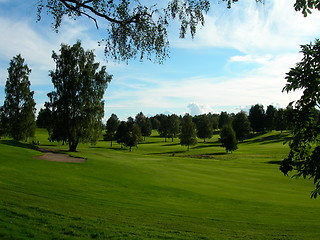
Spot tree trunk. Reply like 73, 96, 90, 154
129, 146, 132, 152
69, 141, 78, 152
110, 139, 113, 147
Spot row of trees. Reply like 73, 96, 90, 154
103, 104, 295, 152
0, 41, 112, 152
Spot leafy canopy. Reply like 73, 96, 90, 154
46, 41, 112, 151
1, 54, 36, 141
280, 39, 320, 198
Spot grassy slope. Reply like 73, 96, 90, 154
0, 129, 319, 239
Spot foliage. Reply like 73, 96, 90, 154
194, 114, 213, 142
36, 0, 213, 63
115, 121, 127, 147
36, 108, 52, 128
135, 112, 152, 140
157, 114, 171, 142
168, 114, 181, 142
248, 104, 265, 132
1, 54, 36, 141
280, 39, 320, 198
179, 114, 197, 150
124, 123, 143, 151
232, 111, 251, 141
105, 113, 120, 146
46, 41, 112, 151
219, 125, 238, 153
294, 0, 320, 16
218, 111, 231, 129
265, 105, 277, 131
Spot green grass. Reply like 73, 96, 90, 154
1, 129, 320, 239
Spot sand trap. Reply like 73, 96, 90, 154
33, 147, 86, 163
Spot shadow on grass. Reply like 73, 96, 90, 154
244, 133, 291, 145
0, 140, 34, 150
266, 160, 282, 165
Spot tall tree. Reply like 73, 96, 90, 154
219, 125, 238, 153
280, 39, 320, 198
194, 114, 213, 142
157, 114, 170, 142
1, 54, 36, 141
135, 112, 152, 140
124, 123, 143, 152
232, 111, 251, 141
218, 111, 231, 129
36, 108, 52, 128
105, 113, 120, 146
248, 104, 265, 132
168, 114, 181, 142
179, 114, 197, 151
265, 105, 277, 131
115, 121, 127, 147
46, 41, 112, 151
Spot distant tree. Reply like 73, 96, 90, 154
150, 117, 160, 130
105, 113, 120, 146
194, 114, 213, 142
36, 108, 52, 128
280, 39, 320, 198
1, 54, 36, 141
180, 114, 197, 151
248, 104, 265, 132
232, 111, 251, 141
218, 111, 231, 129
274, 108, 287, 133
219, 125, 238, 153
208, 113, 219, 131
115, 121, 127, 147
265, 105, 277, 131
168, 114, 180, 142
123, 124, 143, 152
157, 114, 170, 142
46, 41, 112, 151
135, 112, 152, 140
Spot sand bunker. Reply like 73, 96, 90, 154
33, 147, 86, 163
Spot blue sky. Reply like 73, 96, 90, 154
1, 0, 320, 121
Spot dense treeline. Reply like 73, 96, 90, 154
96, 104, 297, 152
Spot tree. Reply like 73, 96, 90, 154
135, 112, 152, 140
232, 111, 251, 141
218, 111, 231, 129
1, 54, 36, 141
248, 104, 265, 132
115, 121, 127, 147
36, 108, 52, 128
265, 105, 277, 131
179, 114, 197, 150
280, 39, 320, 198
46, 41, 112, 151
194, 114, 213, 142
219, 125, 238, 153
105, 113, 120, 146
157, 114, 170, 142
36, 0, 214, 63
168, 114, 180, 142
274, 108, 288, 133
124, 124, 142, 152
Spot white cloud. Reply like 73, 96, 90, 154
172, 0, 320, 53
187, 103, 212, 116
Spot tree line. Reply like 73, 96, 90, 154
99, 104, 296, 153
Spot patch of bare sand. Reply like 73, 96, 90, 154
33, 147, 86, 163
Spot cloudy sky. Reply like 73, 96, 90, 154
1, 0, 320, 120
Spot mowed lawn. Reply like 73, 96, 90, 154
0, 129, 320, 239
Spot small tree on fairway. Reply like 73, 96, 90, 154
124, 124, 143, 152
219, 125, 238, 153
105, 113, 120, 146
46, 41, 112, 151
248, 104, 265, 133
1, 54, 36, 141
180, 114, 197, 151
115, 121, 127, 147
